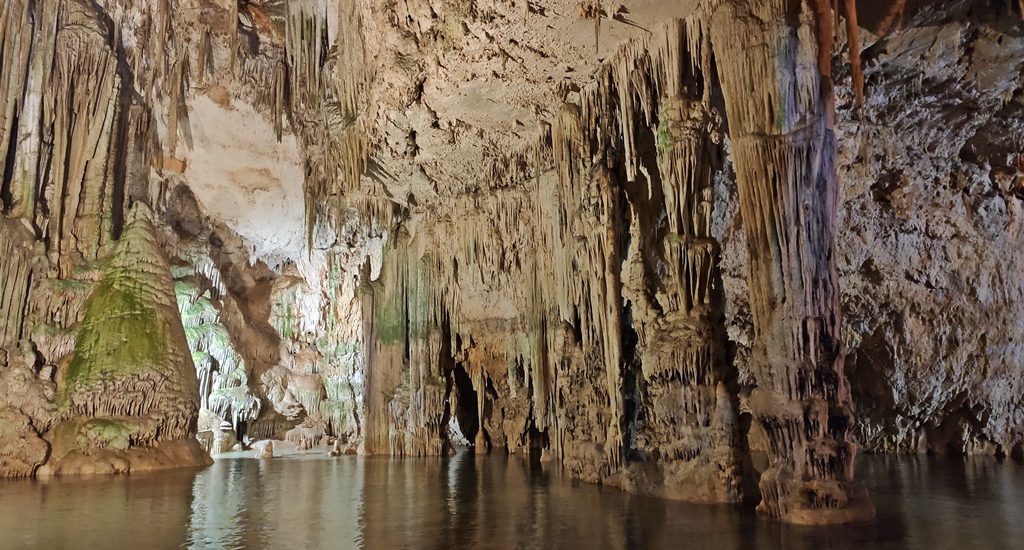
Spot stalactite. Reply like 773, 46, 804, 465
196, 25, 212, 85
46, 1, 125, 276
0, 1, 35, 210
2, 0, 126, 270
165, 37, 189, 161
3, 0, 58, 222
229, 0, 239, 71
844, 0, 864, 112
285, 0, 327, 113
343, 16, 755, 503
0, 221, 35, 347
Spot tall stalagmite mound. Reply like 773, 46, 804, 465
46, 206, 210, 475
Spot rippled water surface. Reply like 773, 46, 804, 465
1, 451, 1022, 549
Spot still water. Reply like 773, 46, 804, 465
0, 450, 1022, 549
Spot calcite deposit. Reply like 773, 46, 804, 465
44, 207, 210, 475
0, 0, 1021, 527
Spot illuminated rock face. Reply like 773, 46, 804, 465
0, 0, 1022, 526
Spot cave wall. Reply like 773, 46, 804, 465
838, 13, 1024, 458
721, 6, 1024, 459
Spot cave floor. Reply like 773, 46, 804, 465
0, 451, 1020, 549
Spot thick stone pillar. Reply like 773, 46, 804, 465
710, 0, 874, 524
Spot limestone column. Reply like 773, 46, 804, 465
710, 0, 874, 524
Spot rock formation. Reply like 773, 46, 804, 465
722, 1, 1024, 461
709, 0, 873, 524
44, 206, 209, 475
0, 0, 1021, 527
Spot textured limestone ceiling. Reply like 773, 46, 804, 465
366, 0, 700, 201
299, 0, 939, 213
139, 0, 966, 261
135, 0, 699, 262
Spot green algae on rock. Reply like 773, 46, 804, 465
47, 206, 209, 475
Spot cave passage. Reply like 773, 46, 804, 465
450, 362, 481, 447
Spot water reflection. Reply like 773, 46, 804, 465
0, 452, 1022, 549
0, 469, 195, 548
187, 454, 364, 548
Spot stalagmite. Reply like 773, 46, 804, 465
46, 206, 209, 474
710, 0, 874, 525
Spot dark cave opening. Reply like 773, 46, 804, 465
0, 113, 18, 211
451, 362, 480, 447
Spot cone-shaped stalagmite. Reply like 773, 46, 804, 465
49, 206, 209, 474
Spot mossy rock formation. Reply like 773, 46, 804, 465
48, 206, 209, 475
